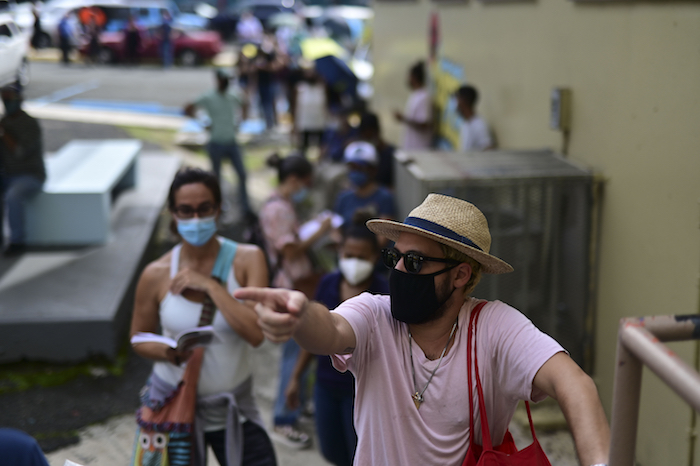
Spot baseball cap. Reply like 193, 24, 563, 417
343, 141, 377, 165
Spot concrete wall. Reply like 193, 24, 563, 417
371, 1, 700, 464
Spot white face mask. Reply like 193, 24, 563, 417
338, 257, 374, 286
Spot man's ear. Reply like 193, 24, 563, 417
453, 262, 472, 288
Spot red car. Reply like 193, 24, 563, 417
80, 26, 222, 65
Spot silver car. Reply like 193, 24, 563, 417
0, 12, 29, 87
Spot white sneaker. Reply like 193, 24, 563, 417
271, 425, 311, 450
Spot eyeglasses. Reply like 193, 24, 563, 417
173, 202, 217, 219
381, 247, 460, 274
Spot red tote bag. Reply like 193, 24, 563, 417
462, 302, 552, 466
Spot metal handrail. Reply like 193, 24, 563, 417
610, 315, 700, 465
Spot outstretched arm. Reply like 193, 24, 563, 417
533, 352, 610, 466
233, 287, 356, 355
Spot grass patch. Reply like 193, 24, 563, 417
0, 342, 131, 395
120, 126, 178, 149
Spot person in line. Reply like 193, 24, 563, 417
0, 428, 50, 466
184, 69, 253, 219
320, 109, 358, 163
30, 2, 44, 50
333, 141, 395, 227
254, 35, 284, 131
358, 112, 395, 189
123, 15, 141, 65
235, 193, 611, 466
394, 61, 432, 150
259, 153, 333, 449
130, 167, 276, 466
285, 212, 388, 466
57, 12, 74, 65
160, 10, 173, 68
236, 10, 263, 45
456, 85, 494, 152
0, 85, 45, 257
294, 69, 326, 157
85, 16, 101, 65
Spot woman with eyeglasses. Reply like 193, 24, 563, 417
129, 167, 277, 466
284, 212, 388, 466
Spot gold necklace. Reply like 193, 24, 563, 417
408, 318, 458, 410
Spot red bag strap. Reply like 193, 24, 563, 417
468, 301, 541, 451
467, 301, 490, 450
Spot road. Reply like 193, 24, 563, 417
23, 62, 217, 114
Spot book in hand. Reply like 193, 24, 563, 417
130, 326, 215, 353
298, 210, 344, 242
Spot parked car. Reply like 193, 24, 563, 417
79, 24, 220, 65
37, 0, 207, 47
210, 0, 302, 41
0, 12, 29, 87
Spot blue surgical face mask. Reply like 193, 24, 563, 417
291, 187, 309, 204
177, 216, 218, 247
348, 170, 369, 187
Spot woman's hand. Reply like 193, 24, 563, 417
285, 377, 301, 410
165, 346, 193, 366
170, 268, 215, 295
319, 216, 333, 233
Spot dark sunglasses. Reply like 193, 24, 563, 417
381, 247, 460, 274
173, 202, 217, 219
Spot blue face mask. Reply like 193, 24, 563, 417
177, 216, 218, 247
348, 170, 369, 187
291, 187, 309, 204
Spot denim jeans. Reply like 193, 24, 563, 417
207, 141, 251, 214
1, 174, 44, 244
273, 340, 309, 426
161, 40, 173, 68
314, 383, 356, 466
204, 421, 277, 466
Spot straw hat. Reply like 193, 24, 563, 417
366, 193, 513, 274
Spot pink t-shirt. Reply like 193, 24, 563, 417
331, 294, 564, 466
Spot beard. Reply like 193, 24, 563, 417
421, 276, 456, 324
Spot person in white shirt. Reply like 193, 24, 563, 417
456, 85, 494, 152
237, 10, 263, 44
394, 61, 433, 150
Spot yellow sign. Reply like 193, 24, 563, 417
431, 57, 465, 149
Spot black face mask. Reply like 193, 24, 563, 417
389, 266, 456, 325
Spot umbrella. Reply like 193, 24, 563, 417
300, 37, 347, 61
314, 54, 357, 95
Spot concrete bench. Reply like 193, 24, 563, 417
25, 139, 143, 246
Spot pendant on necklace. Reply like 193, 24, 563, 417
412, 392, 423, 410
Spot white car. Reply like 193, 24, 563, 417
0, 13, 29, 87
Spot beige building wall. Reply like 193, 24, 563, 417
372, 1, 700, 464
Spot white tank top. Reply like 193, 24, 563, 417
152, 241, 253, 398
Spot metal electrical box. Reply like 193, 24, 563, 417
393, 149, 594, 366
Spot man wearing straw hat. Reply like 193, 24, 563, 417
235, 193, 610, 466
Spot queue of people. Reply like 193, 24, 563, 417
131, 155, 611, 466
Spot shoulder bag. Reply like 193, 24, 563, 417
461, 301, 552, 466
132, 239, 238, 466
